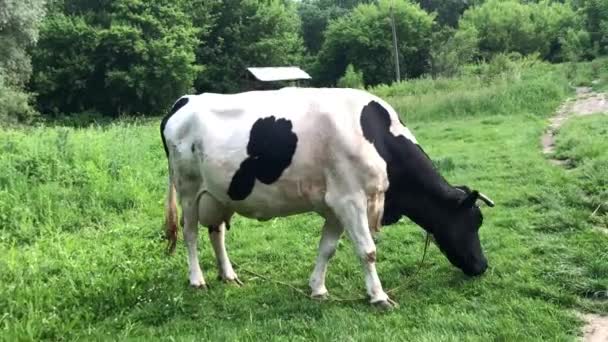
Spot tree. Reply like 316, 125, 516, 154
298, 1, 345, 54
316, 0, 434, 86
458, 0, 587, 62
298, 0, 373, 55
195, 0, 304, 93
30, 0, 201, 116
572, 0, 608, 55
430, 25, 479, 77
0, 0, 46, 123
0, 0, 46, 87
415, 0, 472, 27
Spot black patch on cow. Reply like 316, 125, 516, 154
160, 97, 189, 157
360, 101, 452, 226
228, 116, 298, 200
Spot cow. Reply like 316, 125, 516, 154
160, 87, 495, 309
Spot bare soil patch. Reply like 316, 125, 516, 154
541, 87, 608, 165
581, 314, 608, 342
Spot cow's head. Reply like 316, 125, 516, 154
427, 186, 494, 277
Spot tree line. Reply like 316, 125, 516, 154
1, 0, 607, 121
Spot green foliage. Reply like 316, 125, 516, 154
560, 28, 592, 62
195, 0, 304, 93
574, 0, 608, 55
337, 63, 364, 88
0, 75, 39, 125
0, 0, 45, 124
563, 56, 608, 89
316, 0, 434, 86
298, 0, 375, 55
298, 0, 348, 54
415, 0, 472, 27
458, 0, 587, 62
554, 114, 608, 228
0, 0, 46, 87
430, 26, 480, 77
31, 0, 202, 117
369, 58, 568, 122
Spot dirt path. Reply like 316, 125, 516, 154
581, 314, 608, 342
543, 86, 608, 341
541, 87, 608, 165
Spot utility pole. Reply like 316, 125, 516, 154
389, 0, 400, 82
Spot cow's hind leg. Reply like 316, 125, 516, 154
182, 201, 207, 288
309, 216, 343, 299
326, 191, 394, 309
208, 222, 242, 286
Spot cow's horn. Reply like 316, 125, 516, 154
478, 193, 495, 207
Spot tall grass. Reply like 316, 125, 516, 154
370, 59, 570, 122
0, 122, 164, 245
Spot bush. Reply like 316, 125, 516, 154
560, 28, 592, 62
0, 75, 38, 125
458, 0, 587, 62
337, 64, 364, 88
430, 26, 479, 77
575, 0, 608, 55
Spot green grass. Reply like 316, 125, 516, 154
370, 60, 569, 122
553, 114, 608, 235
562, 57, 608, 91
1, 61, 607, 341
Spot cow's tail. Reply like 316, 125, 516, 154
161, 96, 192, 255
165, 176, 178, 255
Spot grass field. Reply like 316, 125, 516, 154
1, 60, 607, 341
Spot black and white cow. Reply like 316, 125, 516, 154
160, 87, 494, 308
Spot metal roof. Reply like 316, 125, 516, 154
247, 66, 311, 82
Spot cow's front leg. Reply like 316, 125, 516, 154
309, 217, 343, 299
208, 222, 241, 286
183, 203, 207, 288
327, 193, 395, 308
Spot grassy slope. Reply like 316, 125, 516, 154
1, 61, 607, 341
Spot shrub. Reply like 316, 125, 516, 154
337, 64, 364, 88
458, 0, 586, 62
0, 75, 38, 125
430, 26, 479, 77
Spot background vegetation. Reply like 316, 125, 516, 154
1, 0, 607, 121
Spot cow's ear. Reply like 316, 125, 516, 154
459, 190, 479, 208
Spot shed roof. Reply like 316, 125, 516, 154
247, 66, 311, 82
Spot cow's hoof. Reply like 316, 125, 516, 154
311, 292, 329, 301
372, 298, 399, 311
190, 283, 208, 290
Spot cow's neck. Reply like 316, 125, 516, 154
381, 142, 457, 230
